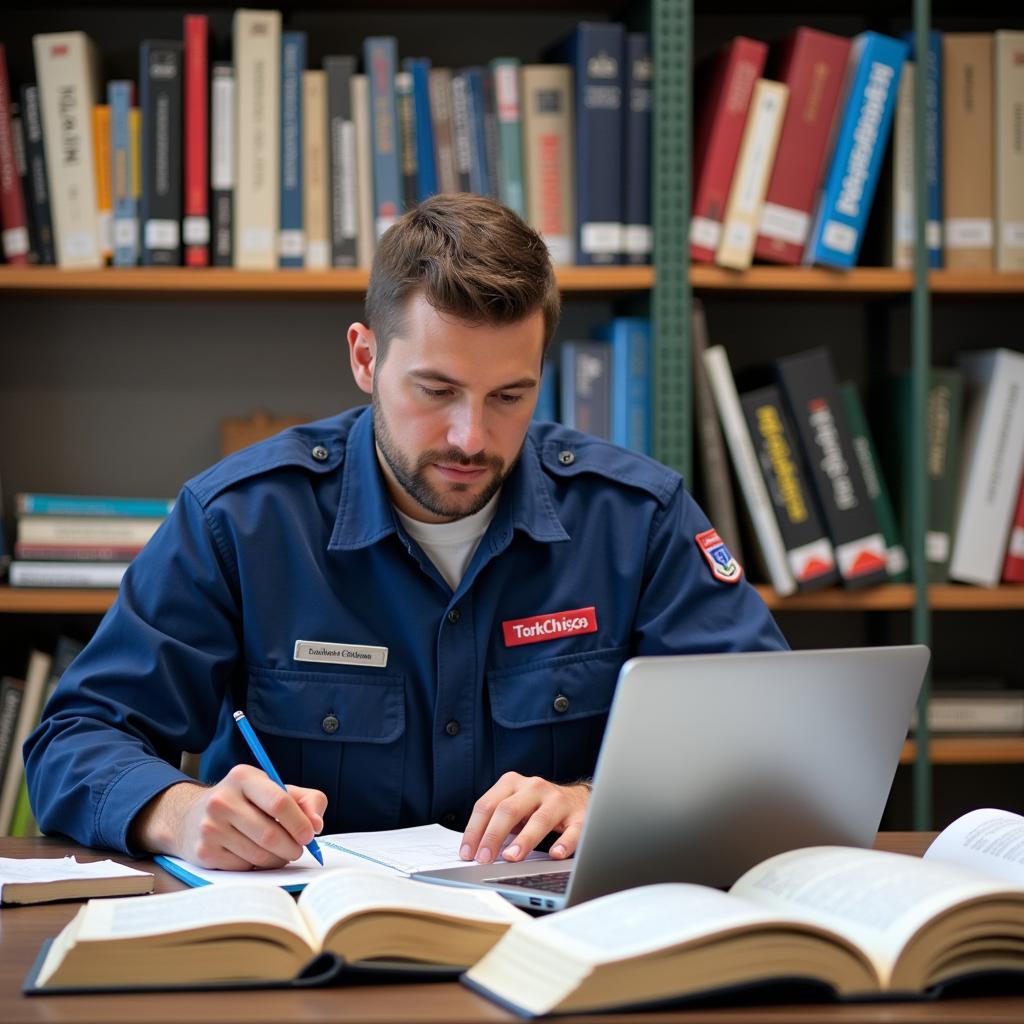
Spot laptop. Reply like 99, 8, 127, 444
412, 645, 929, 912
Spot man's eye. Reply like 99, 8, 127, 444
419, 386, 451, 399
497, 393, 524, 405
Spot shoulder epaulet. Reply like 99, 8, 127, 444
186, 415, 348, 508
532, 428, 681, 508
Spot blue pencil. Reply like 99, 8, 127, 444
232, 710, 324, 866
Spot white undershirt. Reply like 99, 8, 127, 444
394, 492, 500, 591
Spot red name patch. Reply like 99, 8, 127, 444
502, 606, 598, 647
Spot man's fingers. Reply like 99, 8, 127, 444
460, 774, 523, 860
218, 825, 291, 870
549, 821, 584, 859
235, 768, 316, 848
288, 785, 328, 833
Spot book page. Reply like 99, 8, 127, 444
0, 855, 152, 886
297, 869, 527, 945
731, 845, 1014, 984
924, 808, 1024, 884
73, 883, 314, 950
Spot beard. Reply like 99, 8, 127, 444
372, 388, 515, 521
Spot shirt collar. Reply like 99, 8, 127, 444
328, 409, 569, 551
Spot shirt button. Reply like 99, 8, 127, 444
447, 608, 461, 624
558, 450, 575, 466
311, 445, 329, 461
445, 720, 461, 737
441, 813, 457, 827
321, 714, 340, 734
552, 694, 570, 714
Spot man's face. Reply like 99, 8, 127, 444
352, 294, 545, 524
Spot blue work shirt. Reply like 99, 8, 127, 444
25, 406, 787, 854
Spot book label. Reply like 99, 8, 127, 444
293, 640, 389, 668
695, 528, 742, 584
946, 218, 994, 248
279, 229, 304, 257
306, 239, 329, 268
183, 216, 210, 245
241, 226, 273, 254
145, 219, 180, 250
2, 227, 29, 257
835, 534, 888, 580
759, 203, 809, 245
926, 531, 950, 562
581, 222, 621, 255
113, 218, 138, 247
1002, 223, 1024, 247
690, 217, 721, 250
502, 607, 598, 647
821, 221, 857, 254
623, 224, 652, 255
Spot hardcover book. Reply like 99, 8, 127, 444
10, 103, 42, 263
234, 8, 281, 269
278, 31, 306, 268
18, 84, 56, 265
776, 348, 888, 587
593, 317, 651, 455
942, 34, 994, 270
209, 62, 235, 267
91, 103, 112, 262
549, 22, 625, 266
490, 57, 525, 218
560, 340, 611, 441
350, 73, 375, 267
690, 36, 767, 262
741, 384, 838, 590
324, 55, 357, 267
994, 31, 1024, 271
183, 14, 210, 266
0, 45, 31, 265
805, 32, 908, 269
1002, 475, 1024, 584
622, 32, 652, 266
363, 36, 402, 238
31, 31, 103, 268
464, 809, 1024, 1016
108, 81, 138, 266
139, 40, 183, 266
395, 70, 418, 211
755, 28, 851, 265
428, 67, 459, 196
301, 70, 329, 268
406, 57, 438, 204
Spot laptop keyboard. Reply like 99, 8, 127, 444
484, 870, 571, 894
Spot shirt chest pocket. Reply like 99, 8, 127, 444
246, 666, 405, 832
486, 646, 626, 785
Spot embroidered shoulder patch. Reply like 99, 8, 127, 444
695, 528, 743, 584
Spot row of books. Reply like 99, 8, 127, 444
0, 17, 652, 271
692, 27, 1024, 271
6, 492, 174, 587
693, 316, 1024, 595
0, 636, 82, 836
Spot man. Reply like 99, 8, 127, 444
26, 194, 786, 871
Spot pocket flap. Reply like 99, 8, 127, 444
247, 666, 405, 744
487, 647, 625, 728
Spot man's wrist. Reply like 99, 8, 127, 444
129, 781, 206, 855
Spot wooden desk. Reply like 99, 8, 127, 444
2, 833, 1023, 1023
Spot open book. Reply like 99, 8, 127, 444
0, 856, 153, 905
464, 808, 1024, 1016
29, 868, 529, 992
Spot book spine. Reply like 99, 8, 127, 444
942, 34, 994, 270
14, 543, 144, 561
17, 516, 162, 545
395, 70, 419, 210
8, 777, 36, 838
776, 348, 888, 587
994, 31, 1024, 271
108, 81, 138, 266
533, 358, 558, 422
10, 105, 43, 263
560, 340, 611, 440
715, 79, 789, 270
490, 58, 525, 218
406, 58, 438, 203
461, 68, 491, 198
601, 317, 651, 455
521, 65, 575, 266
301, 70, 329, 269
363, 36, 402, 239
31, 32, 102, 268
449, 71, 473, 193
279, 31, 306, 268
16, 493, 173, 516
741, 384, 839, 590
690, 300, 744, 564
139, 41, 183, 266
234, 9, 281, 269
0, 45, 31, 265
92, 103, 112, 262
19, 85, 56, 265
210, 62, 235, 267
0, 679, 25, 795
890, 63, 915, 270
481, 66, 500, 200
924, 369, 964, 583
428, 68, 459, 196
950, 349, 1024, 587
622, 33, 652, 266
183, 14, 210, 267
324, 55, 357, 268
806, 32, 908, 269
1001, 475, 1024, 584
923, 32, 943, 267
755, 28, 851, 265
9, 561, 130, 587
702, 345, 796, 595
350, 73, 375, 268
569, 22, 625, 265
839, 382, 909, 582
690, 37, 768, 262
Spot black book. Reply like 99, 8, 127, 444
18, 85, 55, 265
324, 55, 357, 267
622, 32, 652, 266
776, 348, 889, 588
139, 41, 183, 266
395, 68, 418, 211
210, 63, 234, 267
741, 384, 839, 590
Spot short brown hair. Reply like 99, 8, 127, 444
365, 194, 561, 362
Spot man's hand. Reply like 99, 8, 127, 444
130, 765, 328, 870
459, 772, 590, 864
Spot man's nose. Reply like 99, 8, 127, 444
447, 402, 487, 455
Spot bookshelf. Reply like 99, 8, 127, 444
1, 0, 1022, 833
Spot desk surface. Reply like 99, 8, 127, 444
2, 833, 1023, 1024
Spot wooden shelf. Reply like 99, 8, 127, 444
901, 737, 1024, 765
755, 584, 1024, 612
0, 588, 118, 614
2, 265, 1021, 298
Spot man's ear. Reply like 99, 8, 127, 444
347, 322, 376, 395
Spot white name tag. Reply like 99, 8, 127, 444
293, 640, 389, 668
